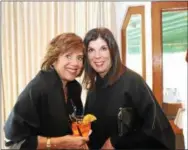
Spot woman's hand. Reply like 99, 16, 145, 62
81, 143, 89, 150
101, 138, 114, 150
52, 135, 89, 149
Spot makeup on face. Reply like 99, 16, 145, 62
54, 50, 84, 83
87, 37, 112, 77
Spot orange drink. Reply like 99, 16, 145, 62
72, 122, 91, 137
70, 114, 96, 137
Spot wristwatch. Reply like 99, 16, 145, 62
46, 137, 51, 149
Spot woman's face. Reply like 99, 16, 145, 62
53, 49, 84, 84
87, 37, 112, 78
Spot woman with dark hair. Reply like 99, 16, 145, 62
83, 27, 175, 149
4, 33, 88, 149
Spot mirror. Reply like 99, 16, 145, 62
121, 6, 145, 79
126, 14, 142, 76
162, 10, 188, 104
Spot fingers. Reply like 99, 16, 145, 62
81, 136, 89, 142
80, 144, 89, 150
80, 138, 88, 146
73, 136, 88, 147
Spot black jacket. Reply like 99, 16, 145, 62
84, 66, 175, 149
4, 68, 83, 149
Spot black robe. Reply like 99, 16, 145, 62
84, 66, 175, 149
4, 68, 83, 149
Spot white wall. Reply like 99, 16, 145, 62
115, 2, 152, 88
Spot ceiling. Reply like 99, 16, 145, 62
126, 10, 188, 53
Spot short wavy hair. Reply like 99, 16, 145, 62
41, 33, 85, 76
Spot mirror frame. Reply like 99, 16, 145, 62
121, 6, 146, 79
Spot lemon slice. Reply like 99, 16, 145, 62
82, 114, 97, 124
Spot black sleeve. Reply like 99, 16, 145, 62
110, 75, 175, 149
84, 91, 101, 149
84, 90, 94, 115
4, 79, 41, 149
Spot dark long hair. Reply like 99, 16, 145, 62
83, 27, 122, 90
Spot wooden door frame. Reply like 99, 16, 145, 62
152, 1, 188, 134
121, 6, 146, 80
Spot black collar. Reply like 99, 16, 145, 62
96, 71, 111, 88
95, 64, 126, 89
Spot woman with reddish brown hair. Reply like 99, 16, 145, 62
4, 33, 88, 149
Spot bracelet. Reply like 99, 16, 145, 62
46, 137, 51, 150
